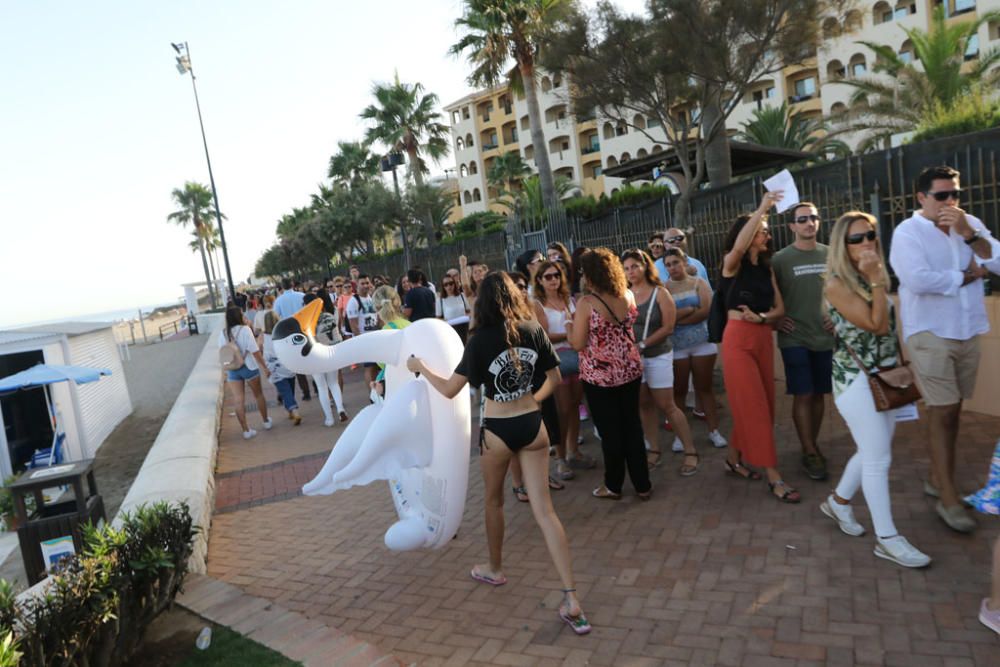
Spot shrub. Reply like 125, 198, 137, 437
452, 211, 506, 235
910, 88, 1000, 143
564, 183, 673, 221
0, 501, 197, 667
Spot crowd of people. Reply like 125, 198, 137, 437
218, 164, 1000, 635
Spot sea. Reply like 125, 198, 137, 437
9, 301, 185, 329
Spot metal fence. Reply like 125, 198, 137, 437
506, 128, 1000, 285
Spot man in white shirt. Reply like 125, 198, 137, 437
889, 165, 1000, 533
346, 274, 379, 384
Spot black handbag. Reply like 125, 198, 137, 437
707, 278, 733, 344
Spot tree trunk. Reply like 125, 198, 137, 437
206, 240, 218, 285
195, 224, 217, 308
406, 146, 437, 249
702, 90, 732, 188
519, 61, 557, 212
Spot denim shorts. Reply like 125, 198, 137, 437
780, 347, 832, 395
226, 365, 260, 382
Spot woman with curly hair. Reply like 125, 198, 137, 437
407, 272, 590, 635
567, 248, 651, 500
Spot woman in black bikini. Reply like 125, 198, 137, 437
407, 272, 591, 635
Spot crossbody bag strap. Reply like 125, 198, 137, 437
641, 287, 658, 342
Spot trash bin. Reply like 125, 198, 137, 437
187, 314, 200, 335
7, 459, 106, 585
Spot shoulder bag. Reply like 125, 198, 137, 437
842, 336, 920, 411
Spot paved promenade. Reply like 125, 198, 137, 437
207, 366, 1000, 666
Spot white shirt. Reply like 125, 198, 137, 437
273, 290, 304, 319
218, 325, 259, 371
345, 294, 377, 333
438, 294, 469, 321
889, 211, 1000, 341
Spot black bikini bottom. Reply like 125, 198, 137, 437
482, 411, 544, 453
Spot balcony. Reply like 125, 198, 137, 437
789, 94, 815, 104
482, 143, 499, 151
581, 144, 601, 154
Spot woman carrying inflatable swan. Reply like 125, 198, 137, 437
407, 271, 591, 635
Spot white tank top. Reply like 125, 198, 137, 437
542, 300, 575, 351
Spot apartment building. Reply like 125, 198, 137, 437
446, 0, 1000, 218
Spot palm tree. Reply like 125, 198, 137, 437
738, 103, 850, 160
515, 173, 576, 221
168, 182, 219, 308
837, 6, 1000, 151
328, 140, 381, 188
450, 0, 572, 211
487, 151, 532, 210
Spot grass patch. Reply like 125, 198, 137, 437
177, 627, 302, 667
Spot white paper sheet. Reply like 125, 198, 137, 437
894, 403, 920, 422
763, 169, 800, 214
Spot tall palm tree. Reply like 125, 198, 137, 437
168, 182, 219, 308
487, 151, 532, 210
194, 221, 223, 285
838, 6, 1000, 151
450, 0, 572, 211
328, 140, 381, 188
738, 103, 850, 160
516, 173, 576, 222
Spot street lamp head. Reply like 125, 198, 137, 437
175, 55, 191, 75
171, 42, 184, 54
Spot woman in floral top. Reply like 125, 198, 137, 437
821, 211, 930, 568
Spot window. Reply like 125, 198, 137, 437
472, 188, 482, 202
463, 191, 472, 204
899, 50, 913, 63
954, 0, 976, 16
794, 77, 816, 98
766, 87, 776, 98
615, 124, 627, 136
510, 127, 518, 143
589, 134, 600, 150
466, 133, 474, 147
462, 107, 470, 120
753, 89, 764, 109
456, 137, 464, 151
469, 161, 478, 174
603, 122, 614, 140
852, 60, 867, 76
460, 164, 468, 177
593, 166, 602, 178
965, 34, 979, 60
647, 116, 661, 128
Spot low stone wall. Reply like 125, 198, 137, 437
113, 312, 225, 572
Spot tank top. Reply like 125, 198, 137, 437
724, 258, 774, 313
632, 287, 671, 356
579, 297, 643, 387
541, 299, 575, 351
670, 279, 709, 350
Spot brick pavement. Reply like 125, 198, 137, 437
207, 366, 1000, 666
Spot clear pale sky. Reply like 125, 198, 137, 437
0, 0, 642, 328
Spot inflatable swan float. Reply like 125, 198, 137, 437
271, 299, 470, 550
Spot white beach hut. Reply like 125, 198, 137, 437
0, 323, 132, 478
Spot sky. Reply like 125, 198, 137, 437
0, 0, 644, 329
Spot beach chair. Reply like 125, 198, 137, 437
28, 432, 66, 469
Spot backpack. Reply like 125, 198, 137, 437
219, 327, 244, 370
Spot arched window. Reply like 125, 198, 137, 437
456, 137, 465, 151
469, 160, 478, 175
873, 1, 891, 24
459, 164, 468, 177
465, 133, 474, 147
620, 152, 631, 163
821, 16, 841, 39
602, 122, 614, 140
541, 76, 552, 93
552, 73, 562, 88
830, 102, 848, 117
637, 148, 648, 158
615, 123, 628, 137
463, 190, 472, 204
849, 53, 867, 77
844, 9, 863, 33
633, 114, 646, 130
606, 156, 618, 168
899, 39, 915, 64
472, 188, 482, 202
652, 144, 664, 153
826, 59, 845, 81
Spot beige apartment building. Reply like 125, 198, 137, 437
445, 0, 1000, 218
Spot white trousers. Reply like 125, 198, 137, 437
833, 373, 897, 537
312, 371, 345, 420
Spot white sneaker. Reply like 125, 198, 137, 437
820, 496, 865, 536
593, 428, 601, 441
243, 429, 257, 440
262, 418, 273, 431
708, 430, 728, 448
671, 436, 684, 453
577, 435, 584, 445
324, 418, 335, 427
874, 535, 931, 568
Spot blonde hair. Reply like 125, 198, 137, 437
826, 211, 890, 301
372, 285, 403, 323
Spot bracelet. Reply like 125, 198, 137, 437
869, 282, 884, 289
758, 313, 766, 324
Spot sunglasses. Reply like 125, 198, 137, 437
542, 272, 561, 281
846, 229, 877, 244
794, 214, 821, 224
442, 280, 454, 286
648, 242, 664, 249
515, 283, 528, 290
665, 235, 685, 244
925, 189, 961, 202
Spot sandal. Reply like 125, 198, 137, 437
555, 459, 575, 480
592, 485, 622, 500
768, 480, 801, 504
724, 459, 761, 481
559, 588, 591, 635
548, 475, 564, 491
470, 565, 507, 587
512, 486, 529, 502
646, 449, 663, 469
679, 452, 700, 477
637, 488, 653, 501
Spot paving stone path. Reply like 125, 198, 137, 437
207, 366, 1000, 666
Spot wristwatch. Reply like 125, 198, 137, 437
964, 231, 981, 245
638, 342, 646, 351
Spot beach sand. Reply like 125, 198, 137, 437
0, 331, 210, 589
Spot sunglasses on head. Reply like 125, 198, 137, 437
665, 235, 685, 244
926, 189, 961, 202
794, 214, 821, 224
846, 229, 877, 244
542, 272, 561, 281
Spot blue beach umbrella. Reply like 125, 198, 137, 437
0, 364, 112, 466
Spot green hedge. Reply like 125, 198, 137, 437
0, 502, 197, 667
910, 89, 1000, 144
565, 183, 673, 221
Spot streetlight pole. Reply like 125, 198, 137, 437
172, 41, 237, 305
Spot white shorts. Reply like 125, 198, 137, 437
641, 351, 674, 389
673, 341, 718, 360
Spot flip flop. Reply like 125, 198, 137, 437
548, 475, 565, 491
559, 603, 592, 635
470, 567, 507, 587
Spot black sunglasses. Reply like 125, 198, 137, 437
846, 230, 877, 244
665, 235, 685, 244
926, 189, 961, 202
542, 272, 562, 280
794, 214, 821, 224
648, 242, 664, 249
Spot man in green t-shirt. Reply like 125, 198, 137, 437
772, 202, 835, 481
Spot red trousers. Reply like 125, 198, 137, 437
721, 319, 777, 468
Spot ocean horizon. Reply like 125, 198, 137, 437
6, 300, 185, 330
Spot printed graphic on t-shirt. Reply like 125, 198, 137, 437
487, 347, 539, 402
792, 263, 826, 277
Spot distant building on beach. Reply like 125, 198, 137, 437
0, 322, 132, 478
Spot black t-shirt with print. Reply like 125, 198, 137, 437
455, 321, 559, 402
404, 285, 437, 321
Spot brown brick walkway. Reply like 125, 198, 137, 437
207, 366, 1000, 665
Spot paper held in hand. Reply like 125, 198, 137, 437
763, 169, 801, 214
